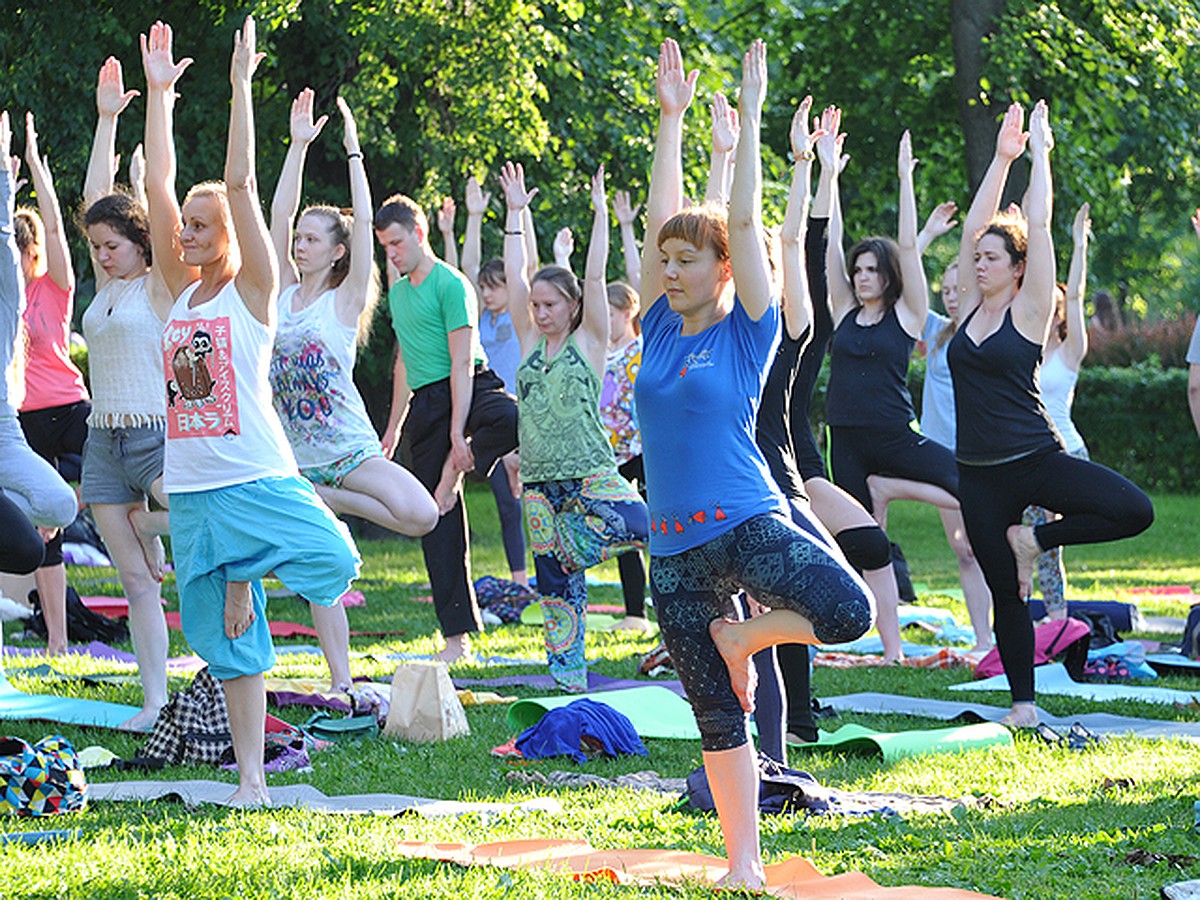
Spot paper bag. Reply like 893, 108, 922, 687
384, 661, 470, 742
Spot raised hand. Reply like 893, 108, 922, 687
898, 128, 916, 177
553, 227, 574, 263
498, 160, 537, 211
923, 201, 959, 240
1028, 98, 1053, 154
336, 96, 360, 155
140, 21, 192, 92
437, 196, 456, 234
995, 102, 1029, 161
230, 15, 265, 85
739, 38, 767, 113
711, 92, 739, 154
1073, 202, 1091, 246
590, 163, 607, 213
613, 189, 640, 226
656, 39, 698, 117
465, 174, 491, 216
0, 111, 10, 165
815, 104, 844, 170
788, 95, 816, 161
23, 111, 42, 169
289, 88, 327, 146
96, 57, 139, 119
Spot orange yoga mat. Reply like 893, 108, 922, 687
394, 839, 1000, 898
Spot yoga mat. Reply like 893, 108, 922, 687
164, 612, 402, 640
792, 722, 1012, 763
393, 839, 1000, 898
823, 691, 1200, 741
385, 651, 544, 667
1146, 652, 1200, 674
507, 686, 698, 740
820, 636, 944, 657
519, 604, 618, 630
89, 780, 562, 816
3, 641, 136, 663
453, 671, 688, 698
896, 606, 958, 628
950, 662, 1200, 706
0, 671, 140, 730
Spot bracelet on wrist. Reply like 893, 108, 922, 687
504, 229, 524, 236
347, 151, 363, 160
789, 149, 815, 162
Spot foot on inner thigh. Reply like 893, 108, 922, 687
224, 581, 256, 640
224, 785, 271, 808
1006, 524, 1040, 601
708, 618, 757, 713
999, 702, 1039, 728
119, 703, 165, 732
128, 508, 166, 582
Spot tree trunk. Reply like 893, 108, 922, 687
950, 0, 1008, 192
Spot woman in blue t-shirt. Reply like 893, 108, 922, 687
635, 39, 871, 890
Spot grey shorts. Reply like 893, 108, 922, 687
81, 425, 165, 505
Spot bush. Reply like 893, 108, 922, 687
1083, 314, 1197, 368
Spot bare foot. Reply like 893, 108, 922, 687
45, 640, 68, 657
224, 581, 255, 640
999, 702, 1039, 728
502, 451, 521, 500
436, 632, 472, 663
224, 785, 271, 808
1007, 524, 1040, 601
881, 650, 905, 664
119, 704, 164, 732
608, 615, 653, 633
715, 864, 766, 890
129, 509, 166, 582
433, 468, 464, 516
709, 618, 756, 713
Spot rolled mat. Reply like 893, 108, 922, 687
507, 686, 697, 740
791, 722, 1012, 763
393, 839, 1000, 898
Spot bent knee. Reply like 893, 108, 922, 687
834, 525, 891, 572
812, 588, 874, 645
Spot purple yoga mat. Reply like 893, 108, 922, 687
452, 671, 687, 697
3, 641, 205, 672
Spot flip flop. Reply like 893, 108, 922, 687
1066, 722, 1106, 751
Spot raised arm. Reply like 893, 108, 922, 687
956, 102, 1028, 319
895, 130, 929, 336
704, 91, 737, 206
498, 160, 539, 355
269, 88, 327, 290
639, 39, 698, 314
333, 97, 375, 327
226, 16, 278, 325
552, 226, 574, 272
818, 105, 856, 326
23, 113, 73, 295
436, 196, 458, 270
1, 112, 22, 318
727, 39, 771, 321
141, 20, 197, 299
612, 189, 641, 290
1012, 99, 1055, 341
129, 143, 147, 211
578, 164, 610, 371
780, 97, 816, 341
461, 174, 489, 289
84, 57, 139, 208
917, 201, 958, 257
521, 204, 539, 283
1060, 202, 1090, 370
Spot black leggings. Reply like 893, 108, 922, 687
616, 455, 646, 618
828, 423, 958, 513
958, 449, 1153, 703
0, 491, 44, 574
18, 400, 89, 568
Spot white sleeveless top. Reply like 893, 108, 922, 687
1039, 350, 1086, 455
82, 274, 167, 427
162, 280, 297, 493
269, 285, 380, 469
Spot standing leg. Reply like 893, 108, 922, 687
488, 460, 528, 584
222, 672, 269, 806
703, 742, 766, 888
939, 507, 993, 650
310, 600, 353, 690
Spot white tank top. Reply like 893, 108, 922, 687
82, 274, 168, 427
270, 284, 381, 469
162, 279, 297, 493
1039, 350, 1086, 455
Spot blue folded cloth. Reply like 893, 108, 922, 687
514, 698, 648, 763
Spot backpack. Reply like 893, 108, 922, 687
141, 668, 232, 766
1180, 605, 1200, 660
0, 735, 88, 817
27, 587, 129, 645
974, 616, 1092, 680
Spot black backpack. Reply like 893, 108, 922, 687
27, 587, 129, 645
1180, 606, 1200, 659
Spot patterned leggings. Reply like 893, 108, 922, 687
651, 512, 873, 752
524, 471, 649, 691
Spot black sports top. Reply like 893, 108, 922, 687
947, 305, 1063, 464
826, 303, 916, 427
756, 325, 808, 499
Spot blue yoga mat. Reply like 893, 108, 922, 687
0, 672, 140, 730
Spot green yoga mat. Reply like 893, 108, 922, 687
0, 673, 140, 730
791, 722, 1012, 763
507, 686, 698, 740
519, 604, 619, 631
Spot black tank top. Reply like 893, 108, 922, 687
789, 218, 833, 438
826, 304, 916, 427
756, 326, 807, 499
947, 306, 1062, 464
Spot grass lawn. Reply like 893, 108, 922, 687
0, 486, 1198, 899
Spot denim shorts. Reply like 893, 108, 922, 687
81, 424, 165, 505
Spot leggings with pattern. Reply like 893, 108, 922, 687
524, 470, 649, 691
651, 511, 873, 752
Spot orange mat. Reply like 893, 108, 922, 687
394, 839, 1000, 898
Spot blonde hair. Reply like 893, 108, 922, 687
182, 181, 240, 271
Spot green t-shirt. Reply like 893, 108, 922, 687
388, 260, 487, 390
516, 334, 616, 482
